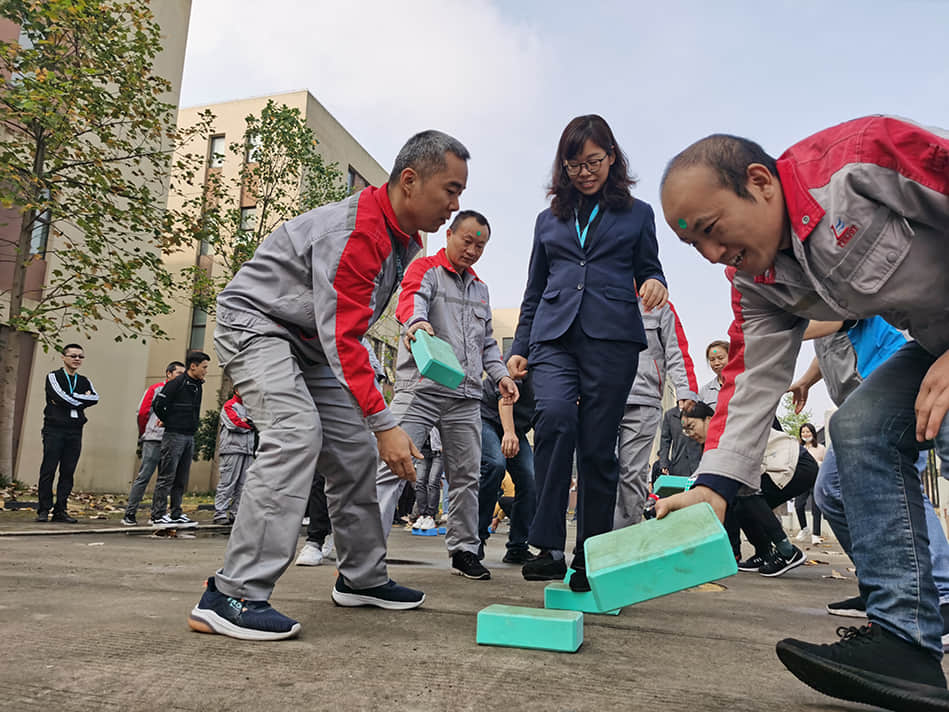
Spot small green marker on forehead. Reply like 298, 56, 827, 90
677, 218, 688, 230
476, 230, 482, 236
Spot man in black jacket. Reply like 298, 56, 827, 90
36, 343, 99, 522
149, 351, 209, 526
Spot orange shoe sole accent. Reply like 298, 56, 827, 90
188, 616, 214, 634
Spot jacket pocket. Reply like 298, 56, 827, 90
829, 205, 914, 295
603, 286, 638, 303
541, 288, 560, 301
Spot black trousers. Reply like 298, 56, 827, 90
305, 471, 332, 544
38, 426, 83, 513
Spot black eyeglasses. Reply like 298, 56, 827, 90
563, 154, 608, 177
65, 354, 85, 359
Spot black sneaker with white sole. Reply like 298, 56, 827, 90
738, 554, 766, 572
826, 595, 867, 618
776, 623, 949, 711
759, 546, 805, 577
188, 576, 301, 641
332, 576, 425, 610
451, 551, 491, 580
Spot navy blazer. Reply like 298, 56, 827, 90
511, 199, 665, 356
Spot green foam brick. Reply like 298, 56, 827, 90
411, 330, 465, 389
544, 580, 621, 616
476, 604, 583, 652
652, 474, 694, 498
585, 502, 737, 611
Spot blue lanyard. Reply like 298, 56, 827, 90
575, 203, 600, 248
63, 369, 78, 394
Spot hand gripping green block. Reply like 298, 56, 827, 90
411, 330, 465, 389
476, 604, 583, 652
585, 502, 738, 612
652, 475, 694, 498
544, 569, 620, 615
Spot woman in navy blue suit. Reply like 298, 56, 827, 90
508, 115, 668, 591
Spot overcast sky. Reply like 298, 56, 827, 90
178, 0, 949, 427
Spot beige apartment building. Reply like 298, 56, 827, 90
150, 90, 401, 490
8, 1, 193, 494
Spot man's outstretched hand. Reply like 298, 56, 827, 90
654, 485, 727, 523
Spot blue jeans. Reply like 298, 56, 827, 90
125, 439, 162, 518
815, 445, 949, 606
478, 421, 536, 552
829, 341, 948, 657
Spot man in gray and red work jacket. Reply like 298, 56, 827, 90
658, 116, 949, 711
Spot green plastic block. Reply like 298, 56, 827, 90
411, 330, 464, 389
585, 502, 738, 611
476, 604, 583, 652
652, 475, 694, 498
545, 581, 621, 615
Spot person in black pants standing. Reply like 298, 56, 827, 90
36, 343, 99, 522
150, 351, 209, 526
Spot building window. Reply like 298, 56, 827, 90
240, 206, 257, 234
245, 133, 262, 163
29, 207, 50, 257
189, 306, 208, 351
347, 166, 369, 192
208, 135, 226, 168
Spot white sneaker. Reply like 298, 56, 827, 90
302, 516, 310, 526
812, 534, 824, 545
411, 516, 426, 529
321, 535, 334, 558
795, 527, 810, 542
295, 542, 324, 566
419, 516, 436, 530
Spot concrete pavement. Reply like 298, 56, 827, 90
0, 514, 920, 711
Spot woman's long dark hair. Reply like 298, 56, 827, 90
799, 422, 817, 444
682, 400, 715, 420
548, 114, 636, 221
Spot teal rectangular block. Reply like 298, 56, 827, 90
585, 502, 738, 612
544, 582, 620, 615
476, 604, 583, 652
411, 331, 465, 389
652, 475, 693, 497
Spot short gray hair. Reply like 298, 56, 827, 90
389, 130, 470, 183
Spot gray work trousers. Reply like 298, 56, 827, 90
151, 432, 193, 520
377, 391, 481, 556
126, 439, 161, 517
613, 404, 662, 528
215, 453, 251, 517
213, 328, 388, 600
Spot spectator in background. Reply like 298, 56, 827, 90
150, 350, 209, 527
412, 427, 443, 531
614, 298, 697, 528
657, 399, 703, 481
794, 422, 826, 545
214, 389, 255, 525
35, 343, 99, 523
698, 340, 729, 407
122, 361, 185, 526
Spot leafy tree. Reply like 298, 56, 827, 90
777, 392, 813, 439
0, 0, 204, 481
169, 100, 350, 313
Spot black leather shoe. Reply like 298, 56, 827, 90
35, 511, 48, 522
522, 551, 567, 581
51, 512, 78, 523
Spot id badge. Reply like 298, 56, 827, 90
70, 409, 78, 418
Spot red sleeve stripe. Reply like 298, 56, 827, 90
396, 257, 433, 325
223, 399, 252, 429
333, 194, 389, 418
137, 382, 160, 434
667, 301, 699, 392
705, 272, 745, 450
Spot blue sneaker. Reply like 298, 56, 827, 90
332, 576, 425, 610
188, 576, 301, 641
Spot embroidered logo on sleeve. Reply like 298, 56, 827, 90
831, 218, 858, 247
